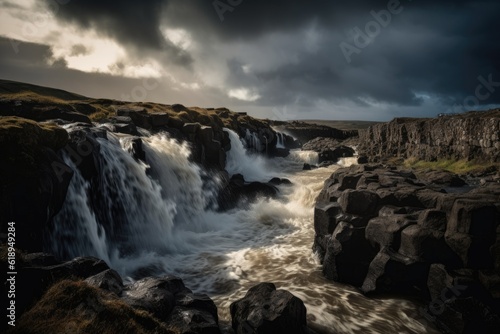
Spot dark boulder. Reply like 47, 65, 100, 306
85, 269, 124, 296
218, 174, 279, 210
122, 276, 185, 321
268, 177, 292, 186
230, 282, 308, 334
323, 222, 376, 286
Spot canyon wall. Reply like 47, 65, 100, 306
358, 110, 500, 162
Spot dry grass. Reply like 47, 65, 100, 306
403, 157, 499, 175
8, 280, 174, 334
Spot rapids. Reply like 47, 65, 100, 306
51, 129, 437, 333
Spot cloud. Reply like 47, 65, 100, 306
41, 0, 193, 67
69, 44, 91, 57
3, 0, 499, 120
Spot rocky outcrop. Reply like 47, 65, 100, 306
302, 137, 355, 164
275, 121, 358, 144
230, 283, 308, 334
2, 252, 220, 334
358, 110, 500, 162
314, 164, 500, 332
0, 117, 72, 251
217, 174, 279, 210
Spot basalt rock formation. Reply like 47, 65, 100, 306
314, 164, 500, 333
273, 120, 358, 145
0, 80, 297, 252
358, 110, 500, 162
230, 283, 308, 334
2, 252, 220, 334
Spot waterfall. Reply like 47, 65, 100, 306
244, 129, 262, 151
276, 132, 285, 149
49, 128, 429, 333
51, 132, 216, 272
224, 128, 273, 182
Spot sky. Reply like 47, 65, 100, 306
0, 0, 499, 121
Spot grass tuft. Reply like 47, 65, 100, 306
403, 157, 498, 175
8, 280, 174, 334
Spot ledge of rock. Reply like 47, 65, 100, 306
358, 110, 500, 162
1, 252, 220, 334
230, 283, 308, 334
314, 164, 500, 332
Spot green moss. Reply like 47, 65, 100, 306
0, 116, 68, 185
404, 157, 499, 175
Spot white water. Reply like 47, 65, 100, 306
51, 130, 436, 334
225, 128, 274, 181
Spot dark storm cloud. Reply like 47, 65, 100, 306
200, 0, 500, 109
41, 0, 193, 66
14, 1, 500, 118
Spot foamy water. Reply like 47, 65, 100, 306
51, 130, 437, 334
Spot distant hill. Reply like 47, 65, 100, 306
0, 79, 89, 102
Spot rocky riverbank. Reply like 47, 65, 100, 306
358, 110, 500, 163
2, 249, 311, 334
314, 164, 500, 333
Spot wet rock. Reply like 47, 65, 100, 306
217, 174, 279, 211
323, 222, 375, 286
230, 282, 308, 334
166, 307, 221, 334
314, 163, 500, 331
116, 106, 152, 129
268, 177, 292, 186
122, 276, 184, 321
85, 269, 124, 296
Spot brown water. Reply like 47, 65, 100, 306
53, 130, 439, 333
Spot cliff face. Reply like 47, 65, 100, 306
358, 110, 500, 162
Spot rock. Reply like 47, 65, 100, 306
445, 199, 499, 268
323, 222, 376, 286
217, 174, 279, 211
113, 122, 138, 135
303, 163, 317, 170
40, 109, 92, 124
150, 113, 169, 127
314, 202, 342, 236
365, 215, 416, 250
0, 117, 71, 252
338, 189, 380, 216
360, 248, 429, 295
358, 110, 500, 162
318, 145, 355, 164
281, 122, 358, 143
85, 269, 124, 296
122, 276, 185, 322
166, 307, 220, 334
230, 282, 308, 334
115, 106, 152, 129
417, 170, 467, 187
268, 177, 292, 186
314, 163, 500, 331
399, 225, 461, 265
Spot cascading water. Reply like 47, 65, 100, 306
276, 132, 286, 148
51, 128, 436, 334
224, 128, 274, 181
244, 129, 262, 151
